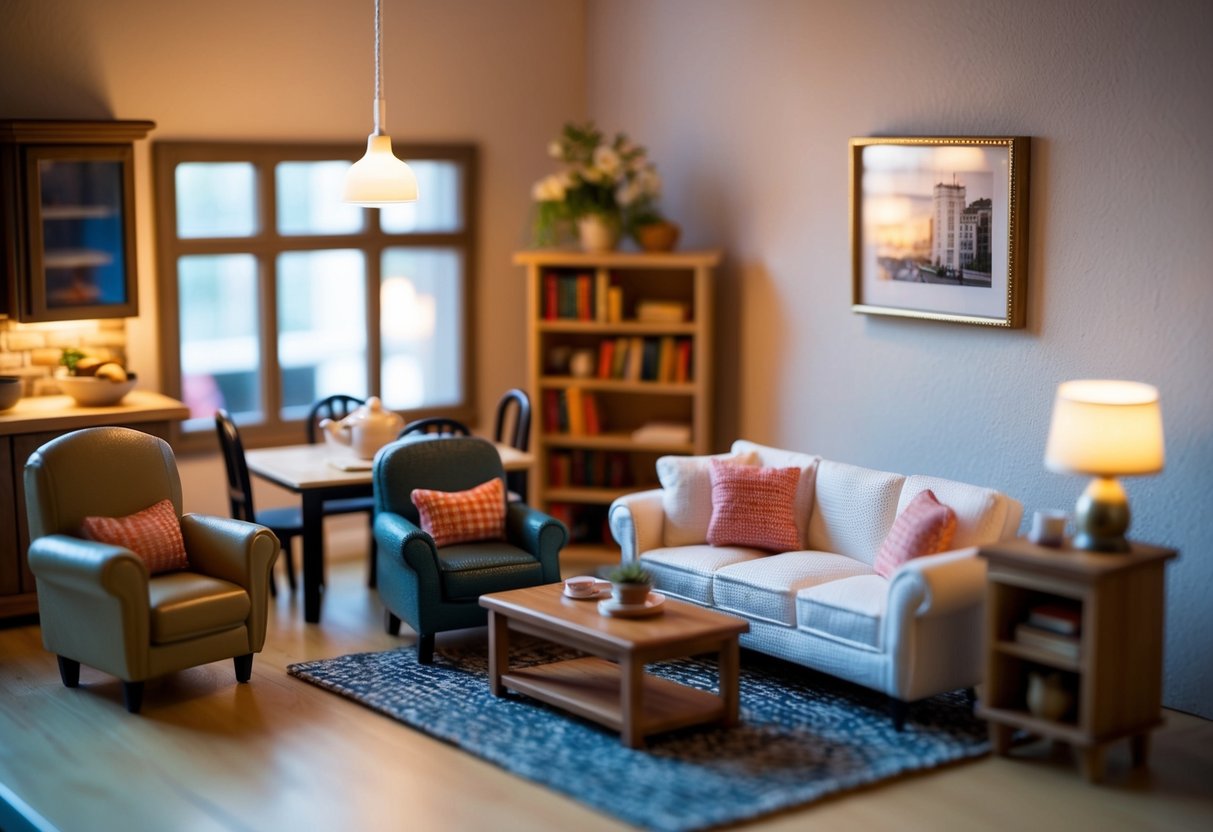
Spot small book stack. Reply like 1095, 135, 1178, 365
1014, 602, 1082, 660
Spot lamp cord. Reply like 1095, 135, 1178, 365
373, 0, 384, 134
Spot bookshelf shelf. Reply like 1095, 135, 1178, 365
517, 248, 719, 543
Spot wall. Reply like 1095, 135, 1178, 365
586, 0, 1213, 717
0, 0, 585, 512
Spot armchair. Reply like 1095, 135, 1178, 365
24, 426, 279, 713
373, 435, 566, 662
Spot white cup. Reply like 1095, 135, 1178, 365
564, 576, 609, 597
1030, 510, 1069, 547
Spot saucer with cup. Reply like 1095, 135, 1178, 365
562, 575, 611, 600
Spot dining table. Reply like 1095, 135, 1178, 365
245, 440, 534, 624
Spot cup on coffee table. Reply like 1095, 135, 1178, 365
564, 575, 609, 598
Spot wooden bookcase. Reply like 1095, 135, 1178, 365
976, 538, 1178, 782
513, 249, 719, 543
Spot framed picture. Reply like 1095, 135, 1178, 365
850, 136, 1030, 327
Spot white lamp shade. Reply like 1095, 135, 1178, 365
1044, 380, 1165, 476
343, 134, 419, 205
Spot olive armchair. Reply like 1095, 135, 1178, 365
373, 435, 567, 663
25, 427, 279, 713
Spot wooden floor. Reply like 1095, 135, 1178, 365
1, 525, 1211, 832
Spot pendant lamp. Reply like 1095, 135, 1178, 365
344, 0, 418, 205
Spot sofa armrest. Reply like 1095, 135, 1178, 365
888, 547, 987, 620
608, 489, 665, 563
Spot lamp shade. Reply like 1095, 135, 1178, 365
343, 134, 419, 205
1044, 380, 1164, 476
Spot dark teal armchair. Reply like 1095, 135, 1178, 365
373, 435, 567, 662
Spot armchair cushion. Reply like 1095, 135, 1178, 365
411, 477, 506, 547
707, 459, 801, 552
436, 543, 546, 600
147, 572, 251, 644
80, 498, 189, 575
873, 489, 957, 579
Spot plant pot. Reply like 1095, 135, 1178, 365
577, 214, 621, 253
611, 581, 651, 606
634, 220, 681, 252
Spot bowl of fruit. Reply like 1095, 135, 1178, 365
56, 351, 136, 407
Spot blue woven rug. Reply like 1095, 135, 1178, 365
288, 641, 989, 831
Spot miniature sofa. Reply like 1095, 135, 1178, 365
608, 440, 1023, 726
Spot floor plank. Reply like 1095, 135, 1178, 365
1, 526, 1211, 831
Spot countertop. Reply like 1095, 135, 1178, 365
0, 390, 190, 436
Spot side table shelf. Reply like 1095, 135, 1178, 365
976, 538, 1177, 783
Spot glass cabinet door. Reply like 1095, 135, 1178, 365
24, 144, 138, 320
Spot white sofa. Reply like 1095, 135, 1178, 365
608, 440, 1023, 726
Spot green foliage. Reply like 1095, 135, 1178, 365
59, 348, 86, 375
607, 562, 654, 585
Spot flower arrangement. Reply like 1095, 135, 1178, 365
531, 122, 665, 247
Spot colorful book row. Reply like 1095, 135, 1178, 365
542, 271, 623, 322
542, 388, 603, 435
592, 335, 692, 383
547, 450, 633, 489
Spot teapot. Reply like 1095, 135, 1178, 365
319, 396, 404, 460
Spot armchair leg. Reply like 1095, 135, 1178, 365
889, 697, 909, 731
385, 610, 402, 636
283, 539, 298, 592
123, 681, 145, 714
234, 653, 254, 683
57, 656, 80, 688
417, 634, 435, 664
367, 514, 378, 589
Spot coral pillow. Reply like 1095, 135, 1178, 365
80, 498, 190, 575
873, 489, 957, 579
706, 459, 801, 553
411, 477, 506, 548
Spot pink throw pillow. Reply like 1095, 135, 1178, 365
411, 477, 506, 548
80, 498, 190, 575
707, 459, 801, 552
873, 489, 957, 579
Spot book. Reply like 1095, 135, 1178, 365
657, 335, 676, 382
674, 338, 692, 383
576, 273, 593, 321
564, 386, 584, 435
641, 338, 660, 380
1027, 603, 1081, 636
611, 336, 630, 378
558, 275, 578, 319
582, 391, 602, 435
542, 389, 561, 432
625, 336, 645, 381
595, 272, 609, 323
1014, 623, 1081, 660
596, 339, 615, 379
636, 299, 688, 323
607, 286, 624, 323
543, 272, 558, 320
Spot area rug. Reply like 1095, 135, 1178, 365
288, 641, 989, 831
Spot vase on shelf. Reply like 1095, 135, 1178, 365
634, 220, 681, 252
577, 214, 621, 253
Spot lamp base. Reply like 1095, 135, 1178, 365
1073, 476, 1131, 553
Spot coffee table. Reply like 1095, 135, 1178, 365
479, 584, 749, 748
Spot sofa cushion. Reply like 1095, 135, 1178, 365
898, 474, 1009, 548
807, 460, 905, 566
147, 572, 250, 644
657, 451, 757, 547
640, 545, 765, 605
796, 575, 890, 652
707, 459, 801, 552
713, 552, 875, 627
729, 440, 820, 548
873, 489, 958, 579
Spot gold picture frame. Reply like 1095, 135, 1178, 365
850, 136, 1030, 327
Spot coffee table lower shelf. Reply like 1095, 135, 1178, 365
501, 656, 726, 739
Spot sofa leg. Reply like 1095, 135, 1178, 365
123, 681, 145, 714
57, 656, 80, 688
417, 634, 435, 664
385, 610, 402, 636
234, 653, 254, 683
964, 687, 977, 708
889, 697, 908, 731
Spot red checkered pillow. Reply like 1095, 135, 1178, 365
411, 477, 506, 548
873, 489, 957, 579
80, 498, 190, 575
707, 459, 801, 553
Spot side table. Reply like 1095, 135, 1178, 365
976, 538, 1177, 782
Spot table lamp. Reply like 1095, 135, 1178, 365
1044, 380, 1164, 552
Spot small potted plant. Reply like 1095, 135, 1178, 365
606, 561, 654, 606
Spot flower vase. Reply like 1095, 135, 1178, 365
577, 214, 621, 253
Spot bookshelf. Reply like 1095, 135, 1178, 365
514, 249, 720, 543
976, 538, 1177, 783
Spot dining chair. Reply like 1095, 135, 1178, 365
493, 389, 531, 502
215, 409, 303, 595
398, 417, 472, 438
307, 394, 380, 588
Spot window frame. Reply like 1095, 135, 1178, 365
152, 141, 478, 453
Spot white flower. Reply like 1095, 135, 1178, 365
593, 146, 622, 180
547, 141, 563, 160
617, 179, 643, 207
531, 173, 567, 203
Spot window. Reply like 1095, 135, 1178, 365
153, 142, 476, 450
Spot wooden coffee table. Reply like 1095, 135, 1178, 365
479, 584, 749, 748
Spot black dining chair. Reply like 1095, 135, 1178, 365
215, 409, 303, 596
307, 394, 380, 588
398, 417, 472, 439
493, 389, 532, 502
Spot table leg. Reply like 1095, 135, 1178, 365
1079, 746, 1106, 783
621, 657, 645, 748
719, 637, 740, 727
488, 611, 510, 697
301, 491, 325, 624
990, 723, 1015, 755
1130, 732, 1151, 768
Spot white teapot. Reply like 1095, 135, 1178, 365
319, 396, 404, 460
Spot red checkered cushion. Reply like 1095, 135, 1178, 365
873, 488, 957, 578
411, 477, 507, 548
80, 498, 190, 575
707, 459, 801, 553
